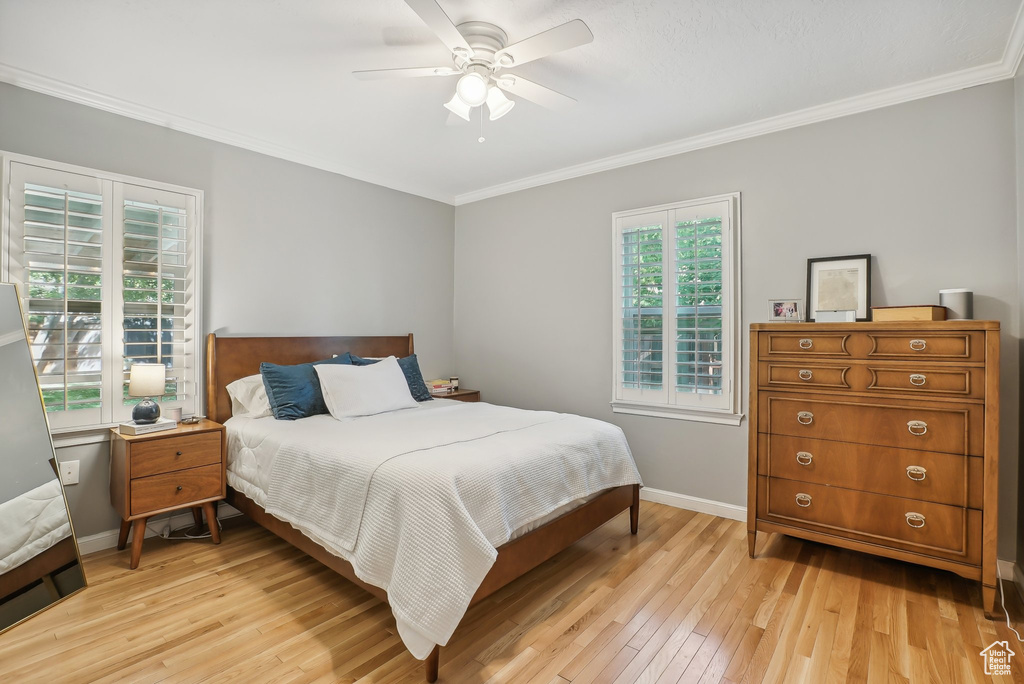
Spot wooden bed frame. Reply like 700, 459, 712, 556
205, 333, 640, 682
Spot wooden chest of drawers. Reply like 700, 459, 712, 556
110, 420, 226, 569
747, 321, 999, 618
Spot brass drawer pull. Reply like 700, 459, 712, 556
797, 411, 814, 425
909, 374, 926, 386
799, 338, 813, 349
909, 339, 927, 351
795, 493, 812, 507
907, 420, 928, 436
905, 512, 926, 528
906, 466, 927, 481
798, 369, 813, 381
795, 451, 813, 466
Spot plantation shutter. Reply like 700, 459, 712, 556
6, 163, 113, 429
617, 211, 667, 403
114, 184, 198, 421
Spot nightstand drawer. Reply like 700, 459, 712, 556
131, 432, 222, 478
131, 464, 222, 516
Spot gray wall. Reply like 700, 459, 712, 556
0, 82, 456, 537
454, 81, 1021, 560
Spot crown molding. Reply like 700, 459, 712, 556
0, 63, 456, 205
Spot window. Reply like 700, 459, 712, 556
2, 154, 203, 432
611, 193, 741, 424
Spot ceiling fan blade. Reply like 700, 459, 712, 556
404, 0, 473, 57
494, 19, 593, 67
495, 75, 577, 111
353, 66, 459, 80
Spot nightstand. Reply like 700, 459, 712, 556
445, 389, 480, 403
109, 419, 226, 569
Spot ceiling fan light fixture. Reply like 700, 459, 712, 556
455, 71, 489, 106
486, 86, 515, 120
443, 93, 472, 121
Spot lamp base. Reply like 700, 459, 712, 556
132, 399, 161, 425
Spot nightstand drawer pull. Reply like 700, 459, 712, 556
795, 451, 813, 466
906, 466, 927, 481
176, 450, 183, 455
798, 369, 813, 381
907, 420, 928, 436
799, 338, 813, 349
176, 485, 183, 491
905, 512, 926, 528
795, 493, 812, 507
909, 374, 927, 386
797, 411, 814, 425
909, 339, 927, 351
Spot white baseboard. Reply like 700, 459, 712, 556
640, 486, 746, 522
76, 503, 241, 556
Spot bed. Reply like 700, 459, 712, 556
0, 478, 77, 603
205, 333, 642, 681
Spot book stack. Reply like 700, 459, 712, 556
426, 379, 454, 396
118, 417, 177, 436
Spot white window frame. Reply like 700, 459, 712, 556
1, 151, 204, 435
610, 192, 742, 425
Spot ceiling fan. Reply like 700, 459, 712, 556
354, 0, 594, 123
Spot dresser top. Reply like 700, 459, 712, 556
751, 320, 999, 332
110, 419, 224, 443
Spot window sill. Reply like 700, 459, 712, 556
50, 425, 116, 448
610, 400, 744, 426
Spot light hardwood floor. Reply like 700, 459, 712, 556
1, 501, 1021, 683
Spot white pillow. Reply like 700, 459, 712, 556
226, 374, 273, 419
314, 356, 417, 419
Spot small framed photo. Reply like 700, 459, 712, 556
806, 254, 872, 321
767, 299, 803, 322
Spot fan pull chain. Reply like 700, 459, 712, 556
478, 107, 485, 143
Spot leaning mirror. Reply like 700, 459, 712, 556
0, 283, 86, 633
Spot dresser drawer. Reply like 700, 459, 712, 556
760, 477, 980, 563
130, 464, 223, 516
865, 332, 984, 362
759, 394, 982, 455
760, 363, 850, 391
761, 332, 851, 357
760, 434, 982, 508
131, 432, 222, 478
866, 366, 983, 399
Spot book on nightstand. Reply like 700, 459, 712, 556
118, 417, 177, 435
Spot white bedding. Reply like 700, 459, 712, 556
0, 478, 71, 575
225, 399, 641, 659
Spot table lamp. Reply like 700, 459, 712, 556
128, 363, 166, 424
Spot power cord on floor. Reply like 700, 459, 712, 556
145, 516, 223, 541
995, 562, 1023, 642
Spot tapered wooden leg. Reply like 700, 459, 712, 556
983, 583, 997, 620
191, 507, 203, 530
748, 530, 757, 558
203, 502, 221, 544
425, 646, 439, 682
129, 518, 147, 570
116, 519, 131, 550
629, 484, 640, 535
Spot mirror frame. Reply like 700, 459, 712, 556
0, 282, 87, 636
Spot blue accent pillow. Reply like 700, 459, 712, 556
261, 352, 353, 420
350, 353, 433, 402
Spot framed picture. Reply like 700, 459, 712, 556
767, 299, 803, 322
806, 254, 871, 321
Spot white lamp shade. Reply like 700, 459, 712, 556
444, 93, 472, 121
128, 363, 166, 397
486, 86, 515, 120
455, 72, 488, 107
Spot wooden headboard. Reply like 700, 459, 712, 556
204, 333, 414, 423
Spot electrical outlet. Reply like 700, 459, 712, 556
59, 460, 80, 485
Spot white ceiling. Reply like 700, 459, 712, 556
1, 0, 1022, 204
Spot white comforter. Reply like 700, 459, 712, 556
227, 401, 641, 659
0, 478, 71, 575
